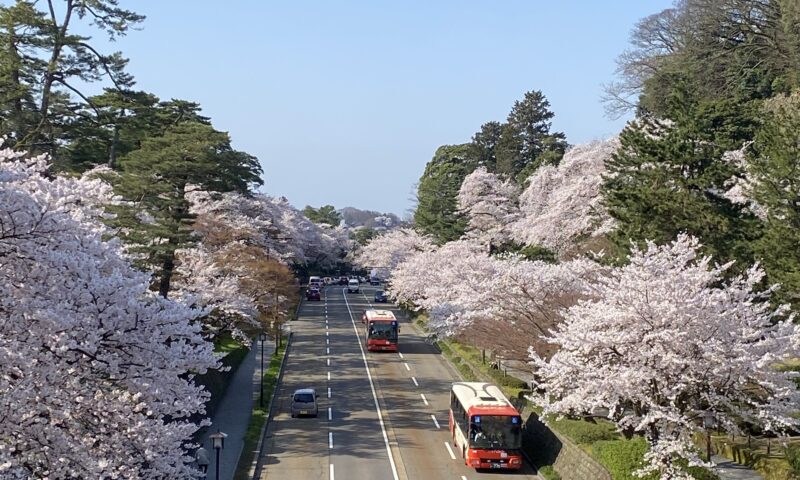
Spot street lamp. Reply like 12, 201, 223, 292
259, 332, 267, 408
702, 411, 716, 461
209, 429, 227, 480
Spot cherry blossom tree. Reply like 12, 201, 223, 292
531, 234, 800, 479
0, 147, 218, 478
512, 138, 619, 257
457, 167, 519, 245
353, 228, 435, 280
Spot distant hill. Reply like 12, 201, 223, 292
339, 207, 402, 230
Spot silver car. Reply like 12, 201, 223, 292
290, 388, 318, 418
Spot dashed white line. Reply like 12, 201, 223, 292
328, 407, 332, 421
326, 338, 329, 345
326, 331, 329, 336
403, 362, 410, 371
461, 476, 467, 480
330, 464, 335, 480
327, 387, 331, 398
329, 432, 333, 449
342, 288, 400, 480
420, 393, 429, 406
431, 414, 441, 429
327, 371, 331, 381
398, 352, 404, 359
411, 376, 419, 387
444, 442, 456, 460
327, 358, 330, 367
326, 347, 330, 355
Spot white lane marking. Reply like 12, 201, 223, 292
326, 324, 328, 330
326, 331, 329, 336
461, 477, 467, 480
411, 376, 419, 387
326, 338, 329, 345
403, 362, 410, 371
431, 414, 440, 429
328, 407, 332, 421
329, 432, 333, 449
342, 287, 400, 480
327, 358, 330, 367
330, 464, 335, 480
398, 352, 404, 359
327, 371, 331, 381
420, 393, 429, 406
444, 442, 456, 460
327, 347, 330, 355
328, 387, 331, 399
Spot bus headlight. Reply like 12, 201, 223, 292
510, 458, 521, 465
470, 459, 481, 467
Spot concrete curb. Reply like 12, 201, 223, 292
249, 331, 293, 480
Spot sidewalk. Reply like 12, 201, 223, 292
712, 455, 764, 480
198, 338, 275, 480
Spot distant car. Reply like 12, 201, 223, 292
374, 290, 388, 303
339, 276, 349, 285
323, 277, 332, 285
306, 288, 321, 301
359, 276, 368, 283
370, 278, 381, 286
290, 388, 318, 418
348, 279, 360, 293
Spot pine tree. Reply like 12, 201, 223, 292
111, 122, 263, 298
414, 144, 472, 243
749, 92, 800, 310
602, 85, 761, 266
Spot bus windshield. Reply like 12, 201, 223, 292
469, 415, 522, 450
368, 322, 397, 341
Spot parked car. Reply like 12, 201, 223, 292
348, 278, 360, 293
370, 277, 381, 286
290, 388, 318, 418
374, 290, 388, 303
306, 288, 321, 301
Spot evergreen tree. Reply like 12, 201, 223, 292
414, 144, 472, 243
602, 85, 761, 267
749, 92, 800, 309
469, 121, 502, 171
302, 204, 342, 226
495, 90, 567, 181
111, 122, 263, 298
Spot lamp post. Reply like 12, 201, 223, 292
259, 332, 267, 407
209, 429, 227, 480
702, 411, 715, 462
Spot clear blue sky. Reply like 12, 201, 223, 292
97, 0, 674, 216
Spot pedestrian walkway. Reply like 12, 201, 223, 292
197, 338, 275, 480
712, 455, 764, 480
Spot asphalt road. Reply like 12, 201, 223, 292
256, 284, 539, 480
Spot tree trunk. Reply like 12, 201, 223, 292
158, 250, 175, 299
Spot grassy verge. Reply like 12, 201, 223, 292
412, 313, 720, 480
232, 339, 287, 480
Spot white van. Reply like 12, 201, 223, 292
347, 278, 360, 294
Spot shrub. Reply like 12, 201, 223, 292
538, 465, 561, 480
785, 444, 800, 475
592, 438, 654, 480
551, 417, 619, 445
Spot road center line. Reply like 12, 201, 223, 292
326, 347, 330, 354
431, 414, 440, 429
420, 393, 429, 406
411, 376, 419, 387
330, 464, 335, 480
403, 362, 410, 371
328, 387, 331, 399
329, 432, 333, 449
327, 358, 330, 367
327, 371, 331, 381
342, 287, 400, 480
328, 407, 332, 421
444, 441, 456, 460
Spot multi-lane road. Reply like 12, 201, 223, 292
255, 284, 540, 480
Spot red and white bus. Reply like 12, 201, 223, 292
361, 309, 399, 352
449, 382, 524, 470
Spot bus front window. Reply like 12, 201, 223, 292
368, 322, 397, 341
469, 415, 522, 450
